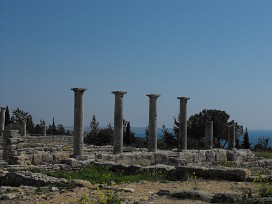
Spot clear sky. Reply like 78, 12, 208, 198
0, 0, 272, 130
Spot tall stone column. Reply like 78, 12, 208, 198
42, 122, 46, 136
177, 97, 190, 150
112, 91, 127, 154
0, 107, 6, 136
71, 88, 87, 158
147, 94, 160, 152
22, 120, 27, 136
228, 124, 236, 149
205, 121, 213, 149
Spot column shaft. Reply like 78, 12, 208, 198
0, 107, 6, 136
147, 94, 160, 152
228, 125, 236, 149
205, 121, 213, 149
42, 122, 46, 136
112, 91, 127, 154
71, 88, 87, 158
23, 121, 27, 136
177, 97, 190, 150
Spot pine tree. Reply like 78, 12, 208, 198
85, 115, 99, 144
125, 122, 132, 146
5, 106, 11, 126
242, 128, 251, 149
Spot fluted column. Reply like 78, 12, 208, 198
228, 124, 236, 149
71, 88, 87, 158
205, 121, 213, 149
112, 91, 127, 154
0, 107, 6, 137
177, 97, 190, 150
147, 94, 160, 152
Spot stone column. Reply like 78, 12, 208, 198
205, 121, 213, 149
42, 122, 46, 136
228, 124, 236, 149
147, 94, 160, 152
112, 91, 127, 154
3, 130, 24, 164
22, 120, 27, 136
0, 107, 6, 136
71, 88, 87, 158
177, 97, 190, 150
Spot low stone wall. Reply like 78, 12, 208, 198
0, 171, 82, 188
23, 135, 73, 146
96, 149, 256, 166
97, 162, 251, 182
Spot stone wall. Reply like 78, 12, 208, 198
96, 149, 256, 167
23, 135, 73, 146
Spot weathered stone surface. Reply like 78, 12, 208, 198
112, 91, 127, 154
171, 190, 213, 202
71, 88, 87, 158
146, 94, 160, 152
95, 149, 255, 167
42, 152, 53, 163
32, 154, 43, 165
212, 193, 242, 203
0, 171, 83, 188
53, 152, 69, 162
0, 193, 17, 200
173, 166, 250, 181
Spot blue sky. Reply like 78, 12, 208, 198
0, 0, 272, 129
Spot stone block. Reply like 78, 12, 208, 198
53, 152, 69, 162
42, 152, 53, 163
154, 153, 169, 165
205, 150, 216, 161
32, 154, 43, 165
194, 151, 206, 162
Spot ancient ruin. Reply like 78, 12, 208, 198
71, 88, 87, 159
0, 91, 271, 203
0, 107, 6, 136
147, 94, 160, 152
205, 121, 213, 149
177, 97, 190, 150
112, 91, 127, 154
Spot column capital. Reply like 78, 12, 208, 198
112, 91, 127, 96
71, 88, 87, 93
177, 97, 190, 101
1, 107, 7, 111
146, 94, 160, 99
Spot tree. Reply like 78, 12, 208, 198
57, 124, 66, 135
241, 128, 250, 149
85, 115, 100, 144
123, 121, 135, 146
144, 127, 149, 146
160, 125, 176, 149
85, 116, 113, 146
5, 106, 11, 126
95, 123, 114, 145
12, 108, 30, 124
6, 107, 35, 135
185, 109, 243, 148
254, 137, 269, 150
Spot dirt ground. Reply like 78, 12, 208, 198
18, 179, 258, 204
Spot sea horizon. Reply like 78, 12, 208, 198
65, 126, 272, 147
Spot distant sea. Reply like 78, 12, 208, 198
66, 126, 272, 147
